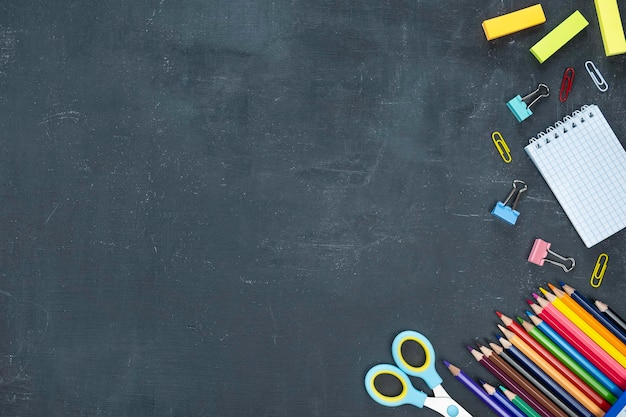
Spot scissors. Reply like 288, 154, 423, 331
365, 330, 473, 417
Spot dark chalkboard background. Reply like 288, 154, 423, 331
1, 1, 626, 416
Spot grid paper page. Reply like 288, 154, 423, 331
525, 105, 626, 247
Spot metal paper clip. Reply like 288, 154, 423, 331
492, 132, 511, 163
507, 84, 550, 122
585, 61, 608, 92
590, 253, 608, 288
491, 180, 527, 225
528, 238, 575, 272
559, 67, 574, 102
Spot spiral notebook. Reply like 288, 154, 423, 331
525, 104, 626, 247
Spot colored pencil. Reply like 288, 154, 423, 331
491, 340, 580, 417
550, 283, 626, 358
520, 316, 617, 404
499, 325, 606, 417
478, 344, 570, 417
560, 283, 626, 344
541, 289, 626, 369
528, 311, 623, 398
444, 360, 514, 417
594, 300, 626, 335
499, 311, 611, 411
483, 381, 528, 417
469, 346, 555, 417
501, 386, 542, 417
498, 337, 592, 417
531, 296, 626, 390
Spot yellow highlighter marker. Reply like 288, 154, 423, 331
594, 0, 626, 56
530, 10, 589, 64
482, 4, 546, 41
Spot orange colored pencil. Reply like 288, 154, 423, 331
549, 283, 626, 358
498, 311, 610, 411
499, 325, 606, 417
478, 344, 570, 417
541, 288, 626, 369
530, 299, 626, 390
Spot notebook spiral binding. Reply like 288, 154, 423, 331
528, 105, 594, 148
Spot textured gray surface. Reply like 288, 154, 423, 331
1, 1, 626, 415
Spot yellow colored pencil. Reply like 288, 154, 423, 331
550, 283, 626, 358
541, 288, 626, 369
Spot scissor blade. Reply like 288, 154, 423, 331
432, 385, 449, 399
424, 396, 474, 417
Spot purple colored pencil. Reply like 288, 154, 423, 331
444, 360, 514, 417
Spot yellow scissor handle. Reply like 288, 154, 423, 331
364, 364, 427, 407
392, 331, 442, 389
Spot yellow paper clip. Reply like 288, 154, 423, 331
590, 253, 608, 288
492, 132, 512, 163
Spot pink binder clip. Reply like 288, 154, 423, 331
528, 238, 575, 272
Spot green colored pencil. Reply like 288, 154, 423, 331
500, 386, 541, 417
518, 316, 618, 404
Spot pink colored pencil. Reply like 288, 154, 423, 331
529, 296, 626, 390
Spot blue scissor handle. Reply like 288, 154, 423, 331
392, 330, 442, 389
364, 364, 428, 408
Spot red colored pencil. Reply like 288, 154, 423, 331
528, 299, 626, 390
498, 311, 611, 411
499, 326, 605, 417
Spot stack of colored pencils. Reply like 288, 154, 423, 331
445, 282, 626, 417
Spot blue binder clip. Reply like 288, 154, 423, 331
491, 180, 527, 225
507, 84, 549, 122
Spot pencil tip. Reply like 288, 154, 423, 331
443, 360, 450, 367
539, 287, 548, 295
516, 316, 525, 324
559, 280, 566, 287
495, 310, 503, 318
525, 310, 534, 317
467, 345, 475, 352
548, 282, 557, 291
525, 298, 534, 305
532, 292, 540, 299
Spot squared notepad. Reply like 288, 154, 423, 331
525, 104, 626, 247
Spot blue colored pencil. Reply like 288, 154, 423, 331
490, 340, 579, 417
498, 335, 594, 417
445, 360, 514, 417
527, 310, 623, 399
560, 282, 626, 344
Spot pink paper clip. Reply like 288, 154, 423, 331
528, 238, 575, 272
559, 67, 574, 102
